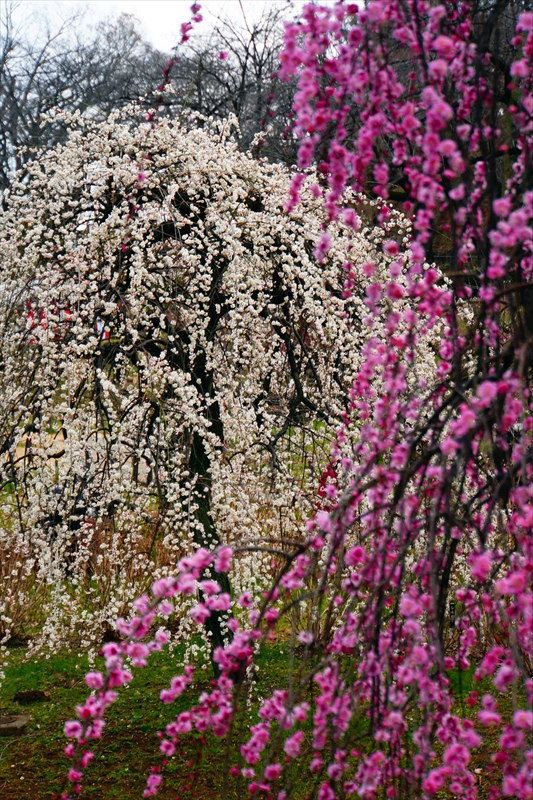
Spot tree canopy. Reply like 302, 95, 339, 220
0, 107, 429, 661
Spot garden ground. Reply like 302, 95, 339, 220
0, 640, 512, 800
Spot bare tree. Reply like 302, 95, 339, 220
0, 4, 168, 193
51, 14, 169, 117
0, 0, 301, 201
168, 8, 297, 163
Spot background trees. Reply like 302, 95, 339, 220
168, 8, 297, 162
0, 2, 296, 197
0, 5, 170, 193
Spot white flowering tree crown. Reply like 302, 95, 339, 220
0, 107, 435, 660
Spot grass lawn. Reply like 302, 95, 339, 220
0, 639, 296, 800
0, 646, 223, 799
0, 639, 520, 800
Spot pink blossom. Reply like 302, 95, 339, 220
449, 184, 465, 201
158, 601, 173, 617
385, 281, 404, 300
487, 263, 506, 279
345, 545, 364, 565
517, 11, 533, 31
365, 283, 382, 309
200, 579, 221, 595
152, 578, 175, 598
469, 551, 492, 583
438, 139, 456, 157
432, 35, 456, 58
65, 721, 83, 739
422, 769, 445, 795
144, 773, 162, 797
125, 642, 150, 666
496, 570, 526, 595
510, 60, 529, 78
477, 381, 498, 406
215, 546, 233, 573
400, 595, 421, 617
342, 208, 360, 229
80, 751, 94, 768
190, 604, 211, 624
428, 59, 449, 80
284, 731, 304, 758
239, 591, 253, 608
264, 763, 282, 780
440, 438, 459, 455
318, 782, 336, 800
160, 739, 176, 756
443, 743, 470, 768
85, 672, 104, 689
494, 663, 516, 691
315, 510, 332, 533
478, 709, 502, 726
314, 233, 332, 264
453, 405, 477, 436
493, 197, 511, 217
513, 710, 533, 730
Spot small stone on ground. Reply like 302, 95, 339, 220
0, 714, 31, 736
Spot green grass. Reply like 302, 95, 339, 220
0, 642, 525, 800
0, 644, 228, 800
0, 635, 299, 800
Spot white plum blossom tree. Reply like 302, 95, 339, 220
0, 107, 436, 663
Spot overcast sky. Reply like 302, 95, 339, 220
7, 0, 308, 52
